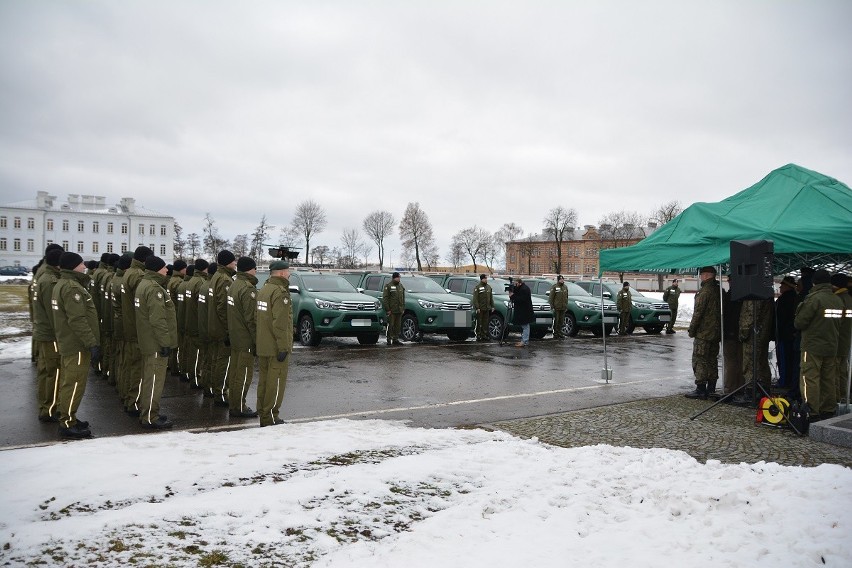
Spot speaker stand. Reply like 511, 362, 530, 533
691, 301, 802, 436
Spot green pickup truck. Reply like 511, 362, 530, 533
435, 274, 555, 340
523, 277, 619, 337
343, 272, 473, 342
256, 270, 386, 346
572, 280, 671, 334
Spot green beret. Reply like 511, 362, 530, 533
269, 260, 290, 270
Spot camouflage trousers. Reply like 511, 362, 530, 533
741, 337, 771, 390
692, 338, 720, 385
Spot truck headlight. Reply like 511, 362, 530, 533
418, 299, 440, 309
575, 301, 597, 310
315, 298, 343, 310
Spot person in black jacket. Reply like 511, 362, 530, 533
509, 277, 534, 347
775, 276, 799, 395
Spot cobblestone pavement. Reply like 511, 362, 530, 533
490, 395, 852, 468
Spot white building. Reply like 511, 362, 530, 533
0, 192, 174, 269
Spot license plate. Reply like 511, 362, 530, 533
658, 315, 670, 322
453, 312, 469, 327
603, 317, 618, 324
350, 319, 371, 327
535, 317, 552, 324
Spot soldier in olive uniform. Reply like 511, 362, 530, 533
382, 272, 405, 345
167, 259, 187, 377
185, 260, 208, 388
548, 275, 569, 340
795, 269, 843, 420
663, 279, 681, 333
739, 297, 774, 392
227, 257, 259, 418
197, 262, 215, 395
32, 246, 64, 422
472, 274, 494, 341
209, 250, 236, 406
120, 246, 153, 415
52, 252, 100, 439
831, 274, 852, 403
686, 266, 722, 399
135, 256, 177, 429
99, 253, 119, 386
110, 253, 132, 401
256, 260, 293, 427
175, 265, 195, 381
616, 282, 632, 335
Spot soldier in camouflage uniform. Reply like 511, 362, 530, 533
739, 298, 774, 392
663, 279, 681, 333
227, 257, 259, 418
255, 260, 293, 427
382, 272, 406, 345
548, 275, 569, 340
686, 266, 721, 399
472, 274, 494, 341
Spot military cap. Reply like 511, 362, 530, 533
60, 252, 84, 271
134, 245, 154, 262
145, 256, 166, 272
237, 256, 257, 272
269, 260, 290, 271
172, 259, 188, 271
699, 266, 717, 275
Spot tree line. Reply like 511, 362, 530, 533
173, 200, 682, 273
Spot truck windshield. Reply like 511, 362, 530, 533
401, 277, 449, 294
300, 275, 358, 293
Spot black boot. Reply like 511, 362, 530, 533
685, 383, 708, 399
706, 381, 718, 398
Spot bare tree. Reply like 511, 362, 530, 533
423, 241, 441, 270
311, 245, 330, 266
292, 200, 327, 264
446, 241, 464, 269
398, 202, 435, 271
202, 213, 229, 257
451, 226, 491, 272
481, 234, 500, 273
362, 210, 395, 270
187, 233, 201, 260
250, 215, 275, 262
542, 207, 578, 274
173, 222, 187, 259
232, 234, 249, 258
361, 243, 373, 267
597, 210, 648, 248
340, 227, 365, 269
518, 235, 537, 275
650, 200, 683, 226
494, 222, 523, 271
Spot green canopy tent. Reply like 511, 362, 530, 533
599, 163, 852, 276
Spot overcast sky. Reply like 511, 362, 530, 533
1, 0, 850, 264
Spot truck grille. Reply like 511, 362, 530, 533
651, 302, 670, 310
440, 302, 472, 311
340, 301, 377, 311
534, 303, 551, 312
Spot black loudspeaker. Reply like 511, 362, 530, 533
730, 240, 774, 301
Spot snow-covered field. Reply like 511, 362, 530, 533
0, 420, 850, 567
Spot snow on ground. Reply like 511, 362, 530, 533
0, 420, 849, 567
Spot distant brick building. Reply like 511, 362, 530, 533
505, 223, 658, 277
0, 191, 174, 268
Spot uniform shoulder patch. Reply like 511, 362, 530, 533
251, 292, 256, 299
157, 291, 163, 299
74, 292, 81, 302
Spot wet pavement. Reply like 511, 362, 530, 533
3, 329, 851, 468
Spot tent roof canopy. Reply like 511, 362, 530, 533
599, 164, 852, 276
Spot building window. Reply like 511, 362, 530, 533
77, 220, 84, 232
107, 222, 114, 234
92, 221, 99, 233
160, 244, 167, 255
149, 224, 155, 236
0, 216, 6, 228
77, 241, 84, 253
14, 217, 21, 229
92, 242, 99, 254
139, 224, 144, 235
121, 223, 128, 234
0, 238, 6, 250
46, 219, 54, 231
62, 240, 69, 250
27, 239, 35, 252
13, 238, 21, 251
62, 219, 69, 232
107, 242, 114, 253
149, 243, 155, 252
160, 225, 167, 236
121, 242, 128, 253
27, 217, 35, 230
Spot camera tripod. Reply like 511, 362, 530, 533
691, 300, 803, 436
